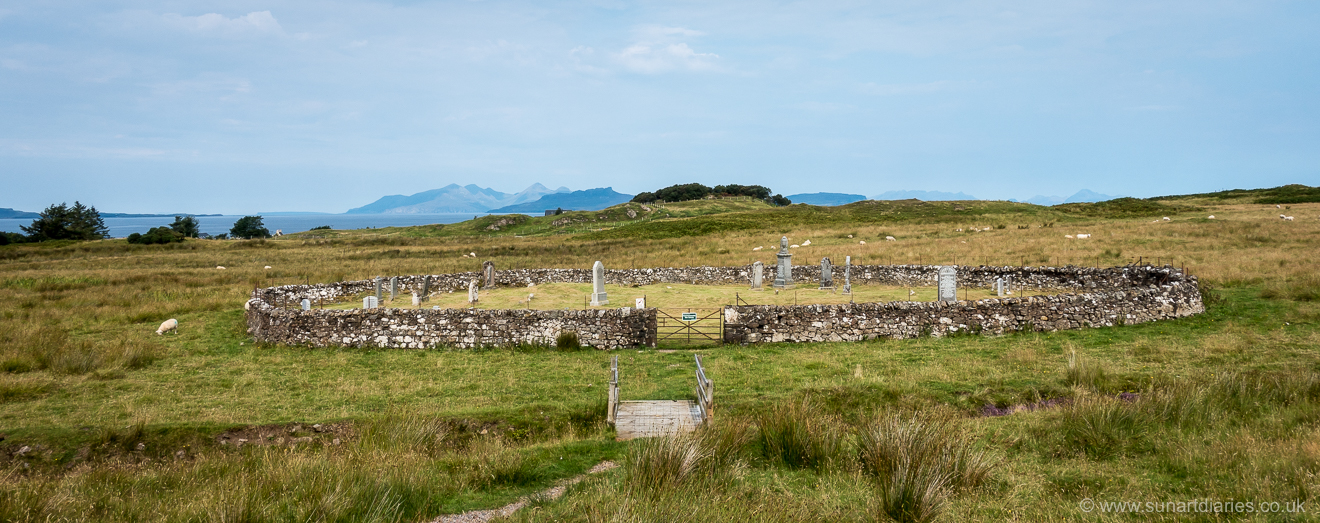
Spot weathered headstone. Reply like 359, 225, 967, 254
363, 296, 378, 309
773, 236, 792, 289
389, 276, 398, 301
843, 256, 852, 294
482, 261, 495, 289
819, 257, 833, 289
996, 277, 1004, 297
938, 266, 957, 302
751, 261, 764, 290
300, 298, 311, 311
420, 276, 431, 302
1005, 275, 1013, 295
411, 294, 420, 307
636, 297, 645, 308
468, 280, 479, 304
590, 261, 609, 306
374, 277, 383, 300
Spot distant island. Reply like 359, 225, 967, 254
0, 207, 220, 219
346, 183, 567, 214
488, 188, 633, 214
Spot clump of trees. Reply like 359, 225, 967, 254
127, 227, 184, 245
631, 184, 791, 206
229, 216, 271, 239
18, 202, 109, 242
169, 215, 200, 238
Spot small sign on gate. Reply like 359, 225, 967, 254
681, 312, 698, 322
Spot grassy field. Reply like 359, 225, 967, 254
1, 192, 1318, 521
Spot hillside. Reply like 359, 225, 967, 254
1150, 183, 1320, 204
486, 188, 633, 214
345, 183, 567, 214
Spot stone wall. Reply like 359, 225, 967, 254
246, 264, 1202, 349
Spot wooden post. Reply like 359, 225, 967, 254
607, 355, 619, 424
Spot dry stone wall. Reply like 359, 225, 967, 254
246, 264, 1202, 349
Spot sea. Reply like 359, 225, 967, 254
0, 213, 488, 238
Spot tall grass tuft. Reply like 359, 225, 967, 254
1066, 349, 1107, 390
857, 412, 997, 523
625, 432, 714, 494
356, 409, 450, 456
755, 398, 847, 471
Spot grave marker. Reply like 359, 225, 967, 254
819, 257, 834, 290
482, 261, 495, 289
363, 296, 379, 309
590, 261, 609, 306
468, 280, 479, 304
751, 261, 764, 290
374, 277, 382, 301
420, 276, 431, 302
300, 298, 311, 311
938, 266, 958, 302
843, 256, 852, 294
389, 277, 398, 301
773, 236, 792, 289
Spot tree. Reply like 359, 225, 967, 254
229, 216, 271, 239
127, 227, 183, 245
769, 194, 792, 206
170, 215, 200, 238
21, 201, 109, 241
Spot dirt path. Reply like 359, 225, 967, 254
428, 461, 618, 523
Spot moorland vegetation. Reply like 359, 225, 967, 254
0, 187, 1318, 521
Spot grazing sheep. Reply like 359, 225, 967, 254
1277, 205, 1282, 209
859, 240, 866, 245
216, 266, 226, 270
1065, 235, 1074, 239
156, 319, 178, 335
885, 236, 896, 241
1284, 216, 1294, 221
801, 240, 811, 246
1280, 214, 1287, 219
1151, 220, 1161, 223
264, 265, 272, 269
1208, 215, 1215, 219
1076, 234, 1091, 239
847, 234, 853, 238
790, 244, 800, 249
274, 229, 283, 237
470, 252, 476, 257
1162, 217, 1171, 221
752, 246, 763, 251
955, 228, 963, 232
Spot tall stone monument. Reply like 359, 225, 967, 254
996, 277, 1004, 297
389, 276, 398, 301
843, 256, 852, 294
819, 257, 833, 290
590, 261, 609, 306
482, 261, 495, 289
374, 277, 383, 301
773, 236, 792, 289
937, 266, 958, 302
751, 261, 764, 290
420, 276, 431, 303
468, 280, 479, 304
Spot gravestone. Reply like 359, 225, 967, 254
819, 258, 833, 290
938, 266, 958, 302
482, 261, 495, 289
420, 276, 431, 302
636, 297, 645, 308
773, 236, 792, 289
590, 261, 609, 306
843, 256, 852, 294
468, 280, 479, 304
751, 261, 764, 290
300, 298, 311, 311
996, 277, 1003, 297
374, 277, 382, 301
389, 277, 398, 301
1005, 275, 1012, 295
363, 296, 378, 309
411, 294, 420, 307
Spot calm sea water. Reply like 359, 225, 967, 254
0, 214, 486, 238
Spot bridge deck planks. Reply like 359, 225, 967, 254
613, 400, 704, 441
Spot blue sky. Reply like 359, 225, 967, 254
2, 1, 1317, 214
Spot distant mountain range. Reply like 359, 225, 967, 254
1018, 189, 1122, 206
873, 190, 978, 201
786, 193, 868, 206
346, 183, 569, 214
487, 188, 633, 213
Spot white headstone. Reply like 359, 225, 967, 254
590, 261, 608, 306
411, 294, 420, 306
843, 256, 852, 294
636, 297, 646, 308
751, 261, 764, 290
938, 266, 958, 302
363, 296, 379, 309
996, 277, 1004, 297
389, 277, 398, 301
300, 298, 311, 310
468, 280, 479, 304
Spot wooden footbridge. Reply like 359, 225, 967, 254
607, 354, 713, 441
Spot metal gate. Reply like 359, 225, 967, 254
656, 308, 723, 346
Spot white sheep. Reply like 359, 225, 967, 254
1162, 217, 1171, 221
955, 228, 963, 232
274, 229, 283, 237
847, 234, 853, 238
264, 265, 272, 269
1076, 233, 1091, 239
859, 240, 866, 245
156, 318, 178, 335
752, 246, 763, 251
1280, 214, 1286, 219
1208, 215, 1215, 219
885, 236, 896, 241
1284, 216, 1294, 221
790, 244, 800, 249
216, 266, 226, 270
1065, 235, 1074, 239
801, 240, 811, 246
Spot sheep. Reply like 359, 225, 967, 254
1162, 217, 1171, 221
156, 318, 178, 335
752, 246, 763, 251
801, 240, 811, 246
264, 265, 272, 269
1277, 205, 1282, 209
955, 228, 963, 232
1076, 233, 1091, 239
216, 266, 226, 270
1284, 216, 1294, 221
885, 236, 896, 241
274, 229, 283, 237
859, 240, 866, 245
790, 244, 800, 249
470, 252, 476, 257
1065, 235, 1074, 239
847, 234, 853, 238
1208, 215, 1215, 219
1280, 214, 1287, 219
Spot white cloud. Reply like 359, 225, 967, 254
161, 11, 284, 38
615, 42, 718, 73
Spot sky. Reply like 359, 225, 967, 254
1, 1, 1318, 214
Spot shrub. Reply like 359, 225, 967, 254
556, 331, 581, 350
229, 216, 272, 239
626, 433, 714, 493
755, 398, 846, 471
128, 227, 184, 245
310, 225, 332, 230
857, 412, 996, 523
